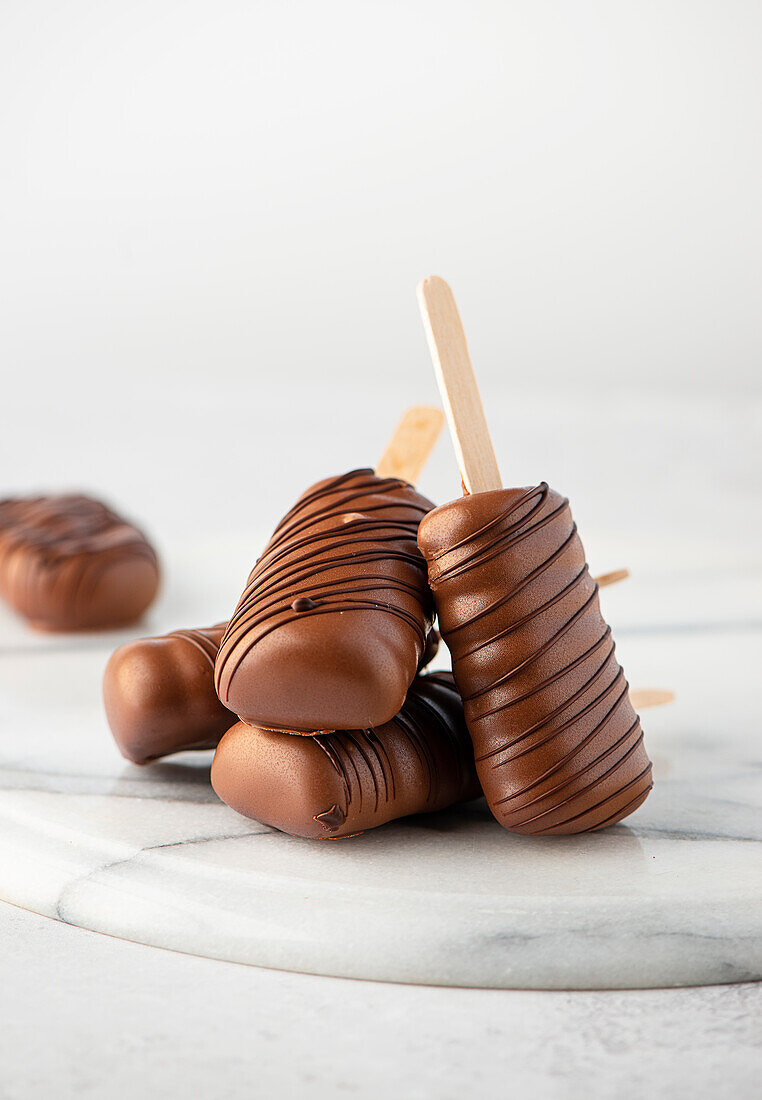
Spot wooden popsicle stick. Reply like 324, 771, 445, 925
629, 689, 675, 709
417, 276, 502, 494
595, 568, 630, 588
375, 406, 445, 484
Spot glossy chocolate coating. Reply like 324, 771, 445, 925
211, 671, 480, 839
0, 495, 159, 631
215, 469, 436, 733
418, 484, 652, 835
104, 623, 234, 764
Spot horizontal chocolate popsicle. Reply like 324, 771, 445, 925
0, 494, 159, 631
215, 470, 436, 732
211, 671, 480, 838
419, 485, 652, 835
104, 624, 234, 764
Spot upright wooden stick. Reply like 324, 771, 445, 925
375, 406, 444, 484
417, 276, 502, 494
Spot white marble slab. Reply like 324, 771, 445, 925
1, 621, 760, 989
2, 901, 760, 1100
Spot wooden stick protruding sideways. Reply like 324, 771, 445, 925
417, 276, 502, 494
595, 568, 630, 588
630, 689, 675, 709
375, 406, 445, 484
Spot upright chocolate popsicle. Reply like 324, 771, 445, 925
211, 671, 480, 838
0, 494, 159, 631
215, 409, 444, 733
104, 624, 234, 764
415, 278, 651, 835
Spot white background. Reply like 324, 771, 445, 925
1, 1, 760, 589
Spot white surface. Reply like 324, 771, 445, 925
1, 901, 759, 1100
1, 614, 760, 989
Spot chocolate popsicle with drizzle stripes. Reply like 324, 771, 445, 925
215, 408, 444, 733
0, 494, 159, 631
415, 277, 652, 835
212, 671, 480, 839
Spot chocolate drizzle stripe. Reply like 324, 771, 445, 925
488, 678, 632, 802
502, 725, 646, 824
477, 648, 619, 762
170, 629, 221, 669
476, 628, 613, 720
581, 778, 654, 833
426, 484, 548, 563
367, 729, 396, 802
444, 525, 579, 637
518, 764, 653, 835
344, 730, 384, 811
430, 498, 570, 586
314, 737, 355, 815
464, 586, 601, 704
459, 564, 590, 660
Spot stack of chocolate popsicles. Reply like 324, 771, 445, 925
105, 408, 483, 837
103, 283, 667, 839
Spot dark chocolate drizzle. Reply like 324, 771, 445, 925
215, 470, 434, 711
169, 624, 227, 669
310, 672, 478, 834
421, 483, 652, 835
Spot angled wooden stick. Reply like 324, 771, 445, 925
595, 568, 630, 588
417, 276, 502, 494
375, 406, 445, 484
630, 689, 675, 709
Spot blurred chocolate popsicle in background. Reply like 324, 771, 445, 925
0, 494, 159, 631
415, 277, 653, 835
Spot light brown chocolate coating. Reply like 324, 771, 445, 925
104, 624, 234, 764
418, 484, 652, 836
0, 495, 159, 631
211, 671, 480, 839
215, 469, 436, 733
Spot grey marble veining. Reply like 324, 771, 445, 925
1, 623, 760, 989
